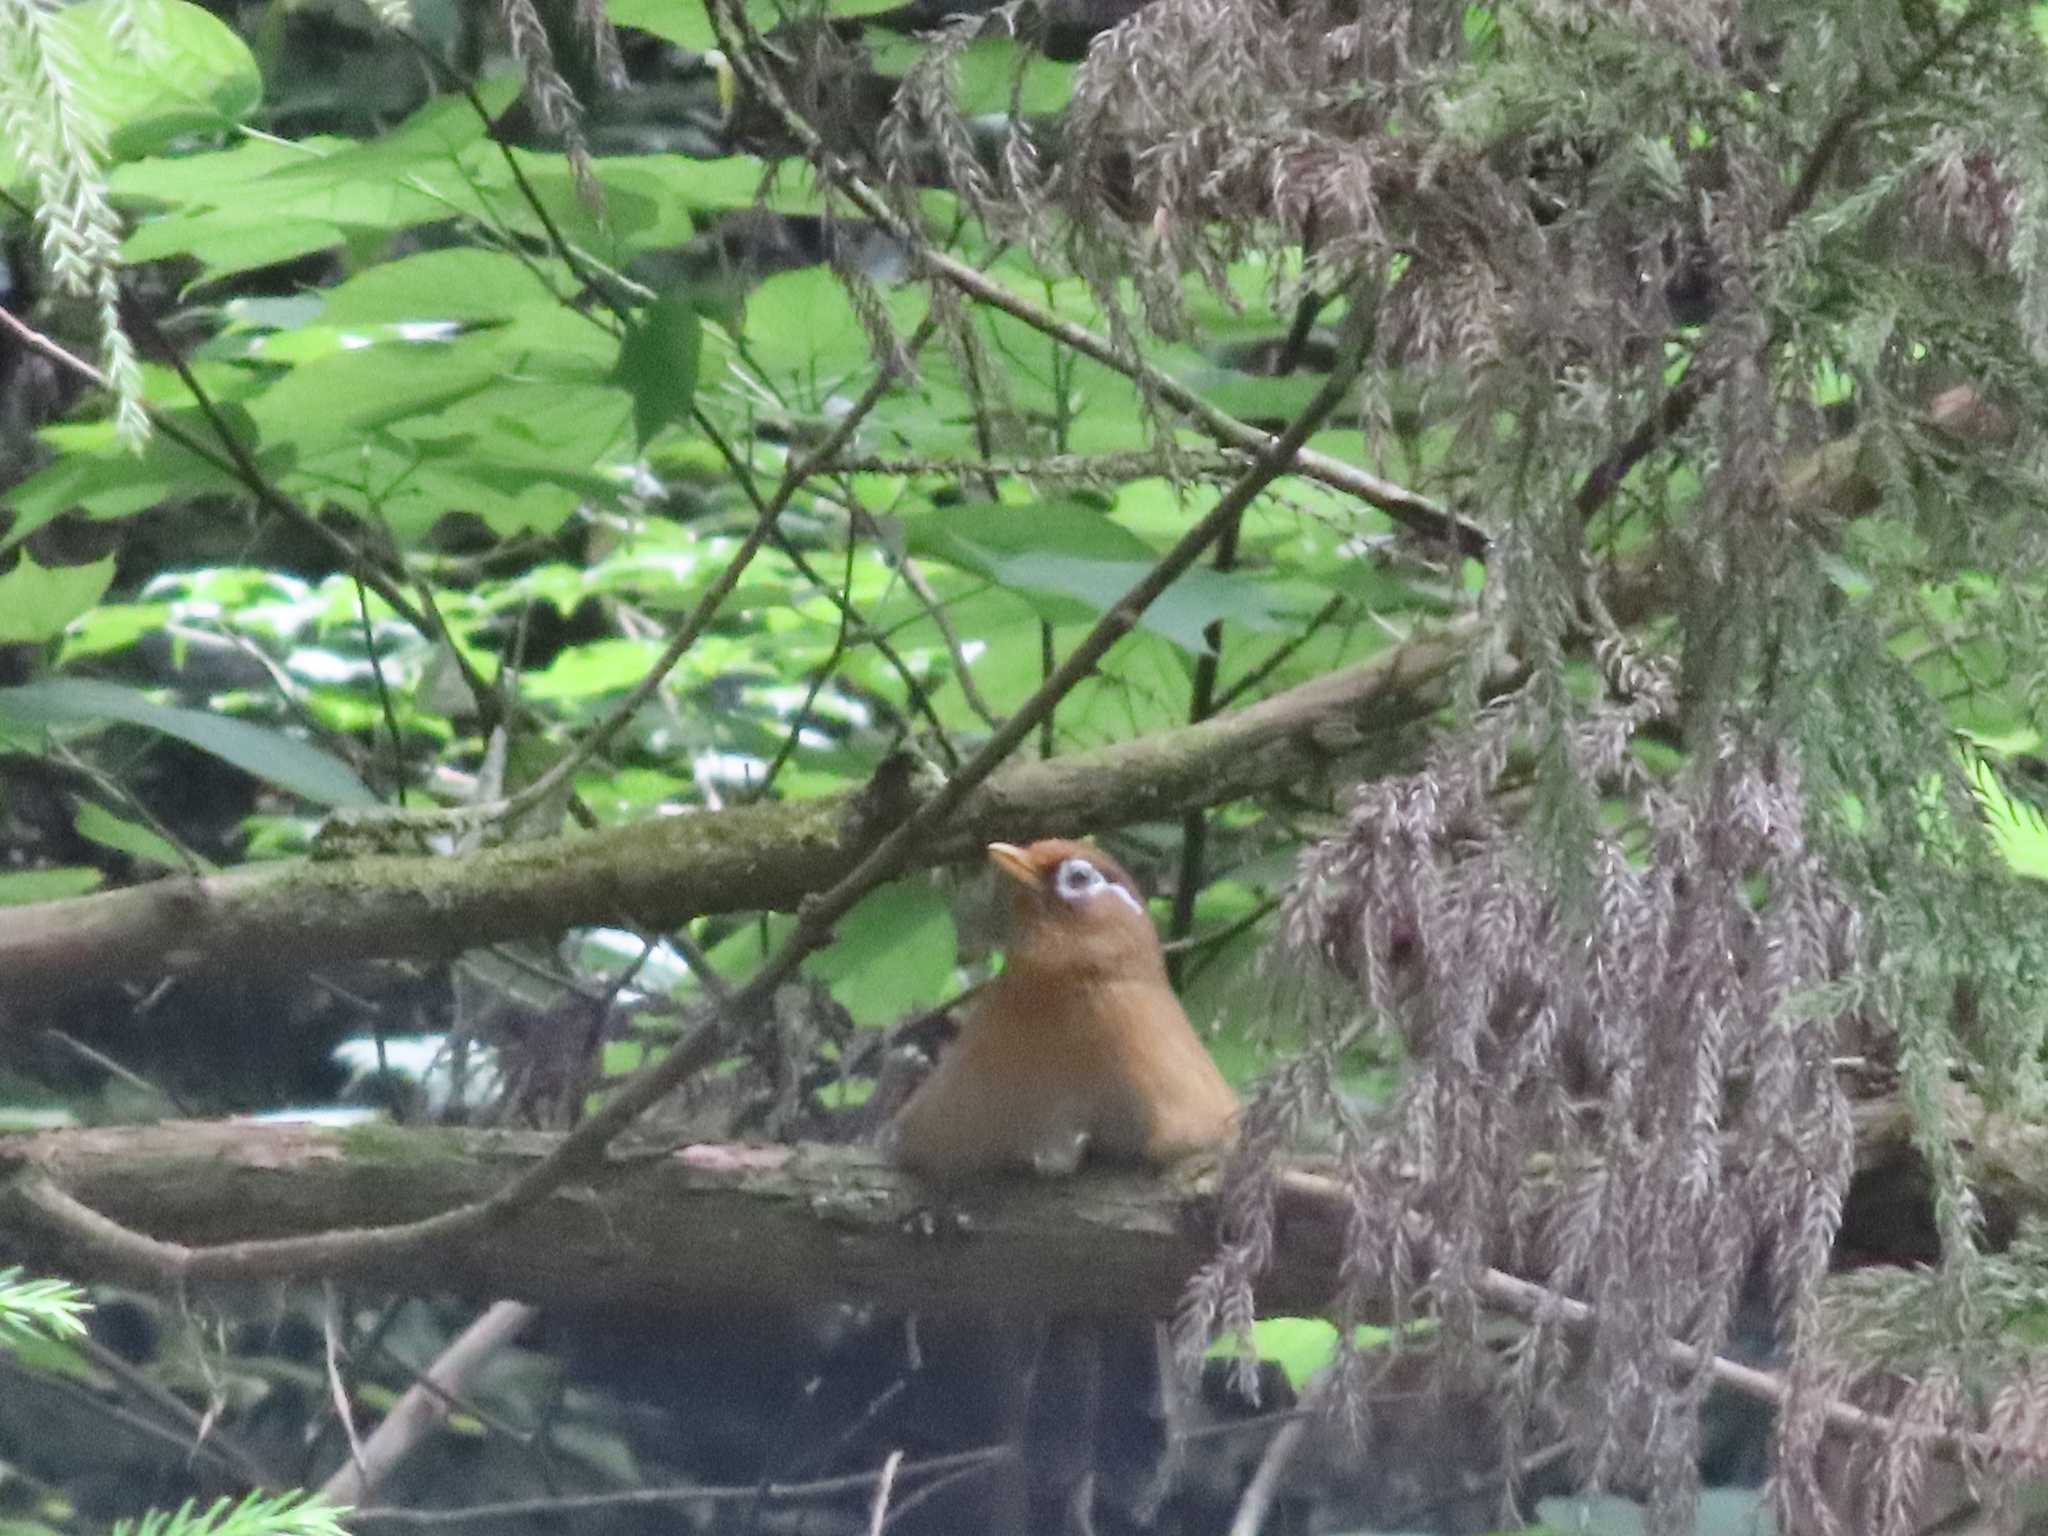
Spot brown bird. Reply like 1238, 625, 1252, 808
888, 840, 1239, 1536
891, 839, 1239, 1180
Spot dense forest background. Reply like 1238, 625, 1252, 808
6, 0, 2048, 1532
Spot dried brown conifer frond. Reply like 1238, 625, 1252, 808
885, 13, 1001, 225
1790, 1225, 2048, 1532
498, 0, 605, 213
1233, 694, 1866, 1530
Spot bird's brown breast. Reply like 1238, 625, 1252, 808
889, 839, 1238, 1182
891, 960, 1238, 1181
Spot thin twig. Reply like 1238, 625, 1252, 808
321, 1299, 539, 1506
701, 0, 1484, 560
70, 1332, 276, 1486
1212, 593, 1348, 712
121, 304, 502, 726
1572, 0, 2005, 525
1273, 1170, 2009, 1463
1167, 503, 1248, 983
1, 268, 1373, 1288
864, 1449, 903, 1536
760, 530, 861, 793
686, 407, 964, 769
40, 1029, 188, 1115
494, 313, 943, 824
1226, 1371, 1320, 1536
348, 1444, 1011, 1526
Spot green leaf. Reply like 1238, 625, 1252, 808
523, 639, 663, 702
74, 801, 208, 873
0, 554, 115, 643
614, 290, 703, 450
0, 0, 260, 186
107, 1489, 352, 1536
867, 35, 1076, 115
317, 248, 541, 327
0, 867, 103, 903
607, 0, 787, 50
0, 679, 374, 808
258, 77, 522, 193
1966, 750, 2048, 881
739, 268, 885, 388
0, 429, 248, 548
245, 334, 522, 449
900, 499, 1308, 653
597, 154, 828, 225
805, 880, 957, 1025
1205, 1318, 1392, 1392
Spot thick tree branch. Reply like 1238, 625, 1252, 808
0, 290, 1385, 1292
0, 1121, 1344, 1317
0, 1095, 2028, 1463
0, 1093, 2021, 1308
0, 617, 1482, 1007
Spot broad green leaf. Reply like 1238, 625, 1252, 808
866, 35, 1076, 115
522, 639, 664, 702
1175, 366, 1336, 424
259, 77, 522, 192
805, 880, 957, 1025
740, 268, 894, 390
74, 800, 209, 873
0, 867, 103, 903
607, 0, 796, 50
124, 209, 347, 277
615, 291, 703, 449
901, 499, 1309, 653
0, 429, 249, 547
123, 84, 528, 266
0, 0, 260, 187
112, 131, 323, 204
317, 249, 541, 326
57, 602, 173, 665
0, 554, 115, 644
597, 155, 826, 223
1967, 751, 2048, 881
1205, 1318, 1391, 1392
0, 679, 374, 808
246, 335, 521, 447
116, 137, 358, 276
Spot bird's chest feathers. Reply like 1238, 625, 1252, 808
992, 955, 1166, 1040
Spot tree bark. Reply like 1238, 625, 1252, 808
0, 1089, 2015, 1317
0, 622, 1479, 1009
0, 1121, 1346, 1318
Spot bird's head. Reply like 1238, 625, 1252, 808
986, 839, 1166, 979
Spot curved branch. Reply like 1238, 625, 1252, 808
0, 601, 1478, 1014
0, 1098, 2030, 1465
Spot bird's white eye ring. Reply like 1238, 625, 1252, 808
1054, 856, 1142, 914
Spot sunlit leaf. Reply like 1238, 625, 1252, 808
0, 554, 115, 643
0, 679, 374, 808
0, 867, 104, 903
901, 499, 1310, 653
74, 800, 209, 873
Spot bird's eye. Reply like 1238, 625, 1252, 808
1052, 856, 1143, 914
1054, 857, 1106, 898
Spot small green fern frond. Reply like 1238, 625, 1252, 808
1961, 744, 2048, 882
112, 1492, 351, 1536
0, 1267, 89, 1346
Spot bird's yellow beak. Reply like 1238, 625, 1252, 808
986, 842, 1041, 888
